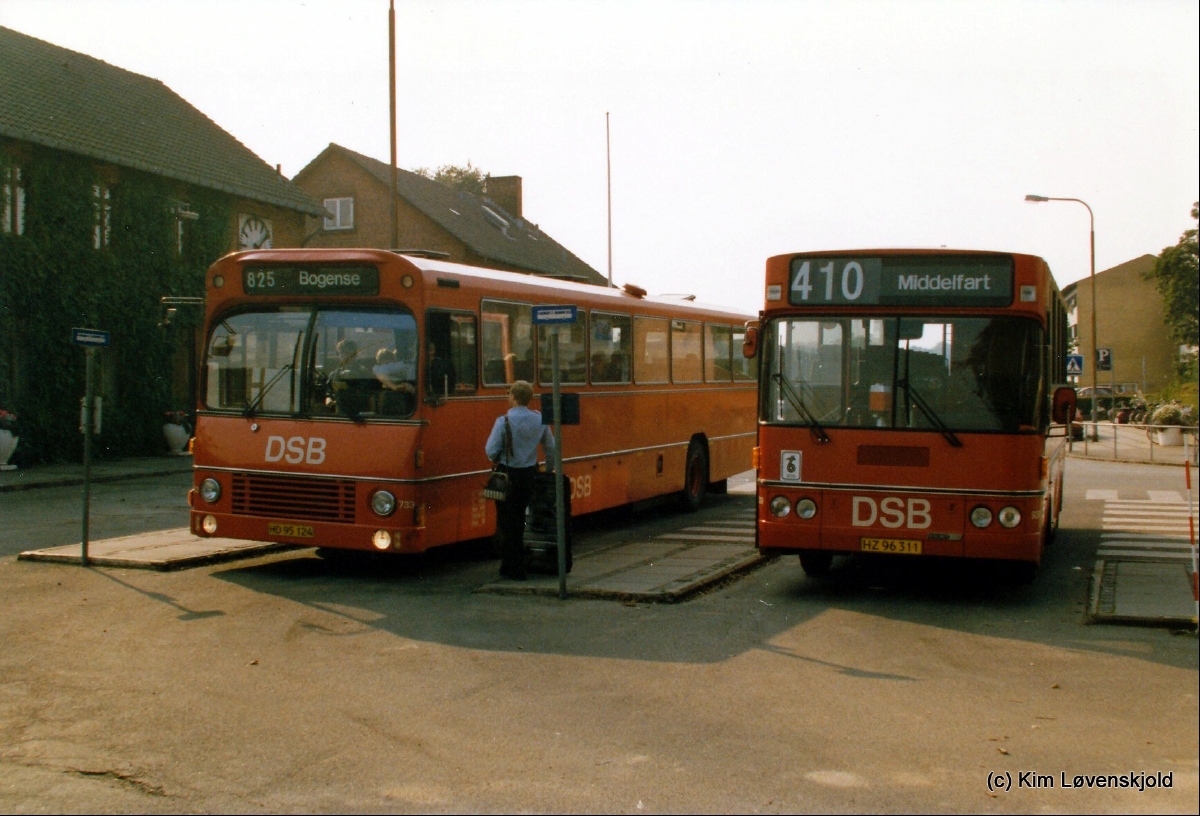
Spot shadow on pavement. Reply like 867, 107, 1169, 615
207, 489, 1197, 670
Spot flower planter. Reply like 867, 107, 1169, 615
163, 423, 191, 455
0, 429, 17, 470
1152, 426, 1183, 447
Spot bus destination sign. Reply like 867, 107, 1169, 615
787, 255, 1013, 307
242, 265, 380, 296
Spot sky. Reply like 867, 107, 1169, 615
3, 0, 1197, 315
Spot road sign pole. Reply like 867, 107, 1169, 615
551, 331, 567, 599
531, 306, 577, 600
81, 346, 94, 567
71, 327, 110, 567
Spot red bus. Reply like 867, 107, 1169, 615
746, 249, 1075, 580
188, 248, 756, 554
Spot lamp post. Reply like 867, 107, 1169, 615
1025, 194, 1099, 437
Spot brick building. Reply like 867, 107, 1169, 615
1062, 254, 1178, 393
293, 143, 604, 285
0, 26, 323, 461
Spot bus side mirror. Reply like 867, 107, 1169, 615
1051, 385, 1077, 425
742, 325, 759, 359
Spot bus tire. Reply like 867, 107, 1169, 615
799, 551, 833, 576
678, 441, 709, 512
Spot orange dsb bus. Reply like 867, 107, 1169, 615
188, 248, 756, 554
748, 249, 1075, 579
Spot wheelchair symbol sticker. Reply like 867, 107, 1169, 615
781, 451, 802, 482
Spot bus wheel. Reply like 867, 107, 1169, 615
678, 441, 709, 511
799, 551, 832, 576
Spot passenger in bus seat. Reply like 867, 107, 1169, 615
373, 348, 416, 394
485, 380, 556, 581
513, 349, 535, 382
372, 347, 417, 415
326, 340, 376, 415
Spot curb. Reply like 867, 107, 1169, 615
0, 459, 193, 493
1087, 559, 1198, 629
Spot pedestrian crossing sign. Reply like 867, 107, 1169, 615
1066, 354, 1084, 376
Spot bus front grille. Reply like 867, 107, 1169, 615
230, 473, 356, 523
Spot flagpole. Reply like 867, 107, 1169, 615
389, 0, 399, 248
606, 112, 613, 287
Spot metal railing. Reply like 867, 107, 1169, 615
1069, 422, 1199, 466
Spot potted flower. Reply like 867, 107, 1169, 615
163, 409, 192, 455
0, 409, 17, 470
1148, 402, 1185, 447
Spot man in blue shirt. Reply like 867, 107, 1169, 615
485, 380, 556, 580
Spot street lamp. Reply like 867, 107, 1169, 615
1025, 194, 1099, 435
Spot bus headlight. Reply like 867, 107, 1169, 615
372, 530, 393, 550
199, 478, 221, 503
970, 506, 993, 528
795, 498, 817, 519
769, 496, 791, 518
202, 515, 218, 534
371, 490, 397, 517
997, 506, 1022, 528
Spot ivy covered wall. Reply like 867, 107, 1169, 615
0, 146, 230, 465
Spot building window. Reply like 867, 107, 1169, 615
93, 183, 112, 249
2, 160, 26, 236
323, 197, 354, 230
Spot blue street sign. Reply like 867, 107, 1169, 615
1066, 354, 1084, 376
532, 305, 578, 325
71, 328, 111, 347
1096, 347, 1113, 372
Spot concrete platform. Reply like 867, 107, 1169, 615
1088, 558, 1198, 628
14, 513, 766, 602
17, 528, 291, 571
479, 540, 764, 602
478, 510, 764, 602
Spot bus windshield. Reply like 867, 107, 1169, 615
762, 315, 1044, 433
204, 306, 419, 419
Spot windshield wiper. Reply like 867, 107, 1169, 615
772, 373, 830, 443
243, 364, 293, 418
898, 378, 962, 447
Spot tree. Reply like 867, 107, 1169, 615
1146, 202, 1199, 349
413, 162, 487, 197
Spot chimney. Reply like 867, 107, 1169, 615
486, 175, 523, 219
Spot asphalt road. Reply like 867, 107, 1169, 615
0, 459, 1195, 813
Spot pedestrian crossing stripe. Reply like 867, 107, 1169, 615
1086, 490, 1191, 503
1087, 489, 1197, 565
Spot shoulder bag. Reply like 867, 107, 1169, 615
482, 417, 513, 501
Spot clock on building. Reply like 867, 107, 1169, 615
238, 214, 273, 249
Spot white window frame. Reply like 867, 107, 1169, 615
93, 183, 112, 249
323, 197, 354, 231
2, 161, 26, 236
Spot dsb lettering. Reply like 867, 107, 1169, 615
264, 435, 327, 465
851, 496, 931, 529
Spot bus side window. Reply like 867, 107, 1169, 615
426, 310, 477, 396
589, 310, 632, 384
481, 300, 533, 387
634, 316, 669, 384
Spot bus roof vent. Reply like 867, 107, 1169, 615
622, 283, 647, 299
436, 277, 461, 288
